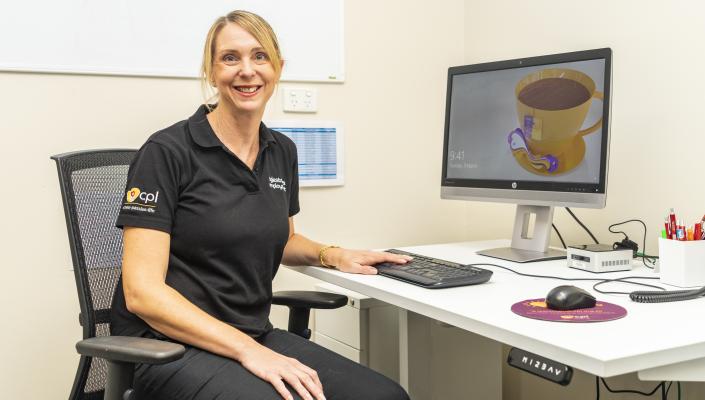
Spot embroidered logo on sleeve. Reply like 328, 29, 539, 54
269, 176, 287, 192
122, 187, 159, 213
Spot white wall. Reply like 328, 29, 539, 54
3, 0, 705, 398
465, 0, 705, 398
0, 1, 466, 398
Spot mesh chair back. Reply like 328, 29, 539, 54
52, 150, 136, 400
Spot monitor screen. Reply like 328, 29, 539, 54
441, 48, 612, 208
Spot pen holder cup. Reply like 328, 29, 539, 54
658, 238, 705, 287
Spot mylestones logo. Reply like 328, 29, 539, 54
269, 177, 287, 192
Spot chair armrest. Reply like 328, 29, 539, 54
272, 291, 348, 339
272, 291, 347, 309
76, 336, 185, 365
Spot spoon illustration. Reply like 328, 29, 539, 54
508, 128, 558, 173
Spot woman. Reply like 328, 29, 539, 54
111, 10, 412, 400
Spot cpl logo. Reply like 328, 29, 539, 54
126, 187, 159, 204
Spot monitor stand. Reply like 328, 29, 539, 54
477, 205, 566, 263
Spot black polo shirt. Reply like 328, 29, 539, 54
111, 105, 300, 339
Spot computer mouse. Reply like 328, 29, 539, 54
545, 285, 596, 311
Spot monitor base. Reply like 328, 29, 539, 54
477, 247, 566, 263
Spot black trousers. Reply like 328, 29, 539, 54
134, 329, 410, 400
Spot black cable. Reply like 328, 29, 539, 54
470, 262, 705, 302
599, 377, 665, 396
469, 263, 663, 293
478, 259, 704, 300
609, 219, 654, 269
562, 208, 655, 268
661, 381, 673, 400
562, 210, 654, 270
552, 223, 567, 249
637, 252, 659, 266
566, 207, 600, 244
595, 377, 678, 400
593, 278, 666, 295
563, 211, 655, 269
596, 376, 600, 400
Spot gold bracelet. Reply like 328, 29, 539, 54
318, 245, 340, 269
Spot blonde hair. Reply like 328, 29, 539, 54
200, 10, 283, 106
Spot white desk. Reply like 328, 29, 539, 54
288, 240, 705, 384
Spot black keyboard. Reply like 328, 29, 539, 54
374, 249, 493, 289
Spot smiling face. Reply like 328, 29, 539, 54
209, 22, 280, 116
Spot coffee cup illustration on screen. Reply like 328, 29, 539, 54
508, 68, 603, 175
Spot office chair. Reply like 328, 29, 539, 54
52, 149, 347, 400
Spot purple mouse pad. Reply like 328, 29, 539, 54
511, 298, 627, 323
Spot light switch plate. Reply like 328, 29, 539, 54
283, 87, 317, 112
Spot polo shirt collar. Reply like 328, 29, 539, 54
188, 104, 278, 149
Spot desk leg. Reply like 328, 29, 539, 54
399, 310, 503, 400
398, 308, 409, 391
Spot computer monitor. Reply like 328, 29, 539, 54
441, 48, 612, 262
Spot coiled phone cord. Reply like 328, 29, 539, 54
629, 286, 705, 303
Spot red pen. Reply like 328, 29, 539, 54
665, 217, 672, 240
694, 222, 702, 241
683, 222, 688, 240
669, 208, 678, 240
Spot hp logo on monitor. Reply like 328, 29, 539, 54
511, 182, 517, 189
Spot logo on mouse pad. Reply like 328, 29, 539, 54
528, 301, 547, 308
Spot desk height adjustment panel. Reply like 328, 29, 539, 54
507, 347, 573, 386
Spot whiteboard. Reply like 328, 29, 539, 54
0, 0, 344, 82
